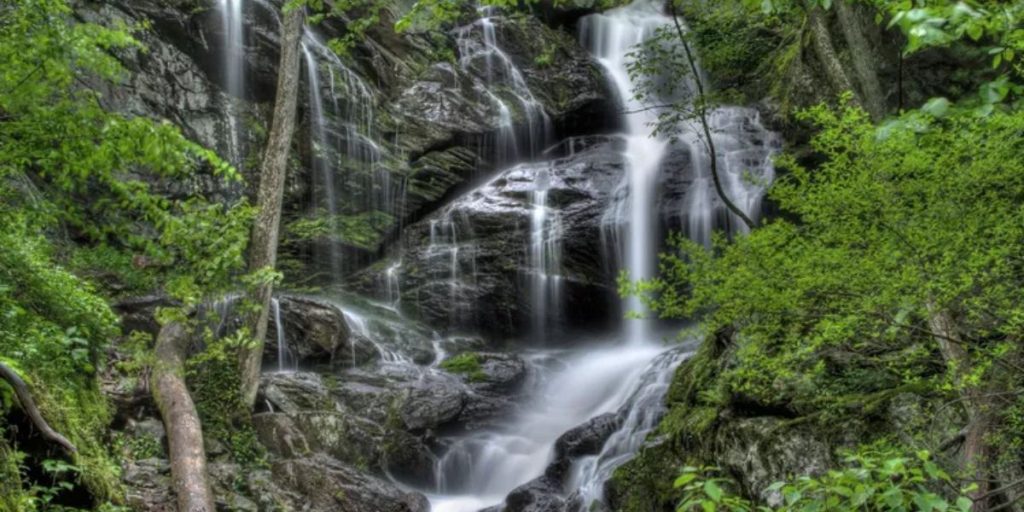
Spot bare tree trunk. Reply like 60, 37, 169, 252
928, 304, 991, 511
807, 7, 859, 105
152, 321, 215, 512
834, 0, 886, 120
667, 1, 755, 230
0, 362, 76, 454
239, 5, 306, 407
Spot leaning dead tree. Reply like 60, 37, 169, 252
151, 320, 214, 512
0, 362, 76, 454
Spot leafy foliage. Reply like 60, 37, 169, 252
0, 0, 253, 506
675, 447, 973, 512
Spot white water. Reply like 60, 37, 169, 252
584, 1, 673, 345
429, 343, 686, 512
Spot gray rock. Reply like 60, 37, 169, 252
259, 371, 336, 414
714, 417, 833, 505
555, 412, 621, 460
400, 380, 467, 431
272, 455, 430, 512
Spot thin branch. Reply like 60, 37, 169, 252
666, 0, 755, 230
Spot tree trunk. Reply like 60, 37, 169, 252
667, 0, 755, 230
807, 7, 859, 105
834, 0, 886, 120
152, 321, 215, 512
239, 5, 306, 407
928, 304, 991, 511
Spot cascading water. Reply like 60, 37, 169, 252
218, 0, 245, 170
455, 6, 553, 164
584, 0, 778, 336
425, 2, 778, 511
301, 25, 394, 277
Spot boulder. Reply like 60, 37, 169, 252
505, 475, 569, 512
400, 380, 468, 431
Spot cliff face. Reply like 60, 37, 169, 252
79, 0, 613, 273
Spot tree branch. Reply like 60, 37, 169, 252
0, 362, 77, 454
666, 0, 755, 230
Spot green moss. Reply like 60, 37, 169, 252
440, 353, 487, 382
285, 210, 395, 252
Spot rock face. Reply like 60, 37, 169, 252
359, 137, 627, 339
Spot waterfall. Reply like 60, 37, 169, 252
218, 0, 245, 170
426, 2, 778, 511
270, 298, 295, 372
583, 1, 672, 345
529, 165, 563, 340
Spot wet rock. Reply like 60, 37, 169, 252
272, 455, 430, 512
555, 412, 621, 460
505, 475, 569, 512
472, 353, 529, 393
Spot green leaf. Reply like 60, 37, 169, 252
921, 97, 951, 117
704, 481, 723, 502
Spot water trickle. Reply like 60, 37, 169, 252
424, 208, 477, 329
529, 165, 563, 340
218, 0, 245, 170
270, 298, 295, 372
301, 25, 395, 278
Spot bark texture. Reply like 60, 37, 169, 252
0, 362, 76, 453
152, 321, 215, 512
808, 8, 858, 104
834, 0, 886, 120
240, 5, 306, 407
